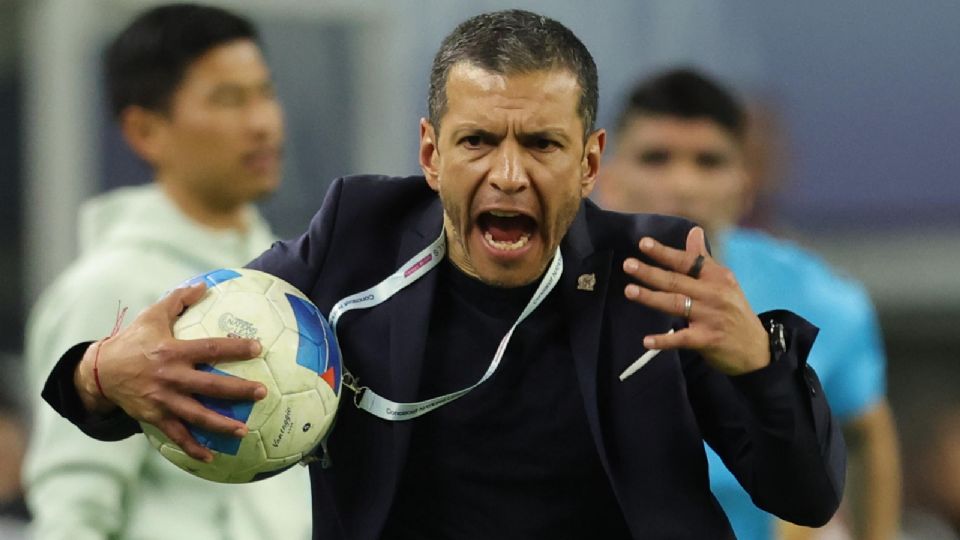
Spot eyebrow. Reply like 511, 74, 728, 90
209, 79, 274, 94
449, 126, 572, 144
519, 129, 571, 144
448, 128, 501, 144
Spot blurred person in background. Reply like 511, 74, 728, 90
594, 68, 901, 540
0, 382, 28, 540
22, 4, 311, 539
897, 370, 960, 540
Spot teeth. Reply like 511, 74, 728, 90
489, 210, 520, 217
484, 232, 530, 251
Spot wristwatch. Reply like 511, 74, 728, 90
767, 318, 787, 363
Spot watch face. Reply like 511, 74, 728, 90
768, 320, 787, 356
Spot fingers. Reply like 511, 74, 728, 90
161, 282, 208, 319
635, 231, 711, 279
642, 326, 700, 351
624, 284, 696, 320
175, 369, 267, 402
685, 226, 708, 256
157, 417, 214, 463
623, 256, 704, 298
175, 336, 262, 365
165, 393, 248, 437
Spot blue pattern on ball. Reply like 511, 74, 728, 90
189, 364, 254, 456
285, 294, 326, 373
185, 268, 242, 288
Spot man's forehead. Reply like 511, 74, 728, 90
442, 63, 583, 128
183, 40, 266, 77
622, 114, 741, 148
446, 62, 580, 95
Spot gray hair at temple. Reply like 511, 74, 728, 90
427, 9, 599, 137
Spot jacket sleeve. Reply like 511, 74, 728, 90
686, 309, 846, 526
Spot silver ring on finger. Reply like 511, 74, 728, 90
683, 295, 693, 319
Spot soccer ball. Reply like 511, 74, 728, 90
141, 268, 342, 483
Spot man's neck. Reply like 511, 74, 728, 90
157, 179, 248, 232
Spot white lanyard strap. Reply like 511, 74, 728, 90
329, 232, 446, 331
329, 232, 563, 421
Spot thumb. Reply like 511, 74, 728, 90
686, 226, 708, 256
162, 281, 208, 319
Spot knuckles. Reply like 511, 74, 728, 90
140, 408, 162, 425
181, 407, 206, 425
672, 294, 687, 314
149, 340, 179, 363
201, 340, 221, 357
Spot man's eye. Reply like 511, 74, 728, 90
461, 135, 482, 147
697, 153, 728, 168
210, 89, 246, 107
534, 138, 558, 150
638, 150, 669, 165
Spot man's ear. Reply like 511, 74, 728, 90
735, 163, 757, 223
579, 128, 606, 198
419, 118, 441, 192
119, 105, 165, 166
592, 150, 619, 209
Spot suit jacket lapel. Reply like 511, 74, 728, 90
385, 197, 444, 484
559, 203, 615, 473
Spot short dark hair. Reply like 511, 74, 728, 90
428, 9, 598, 136
104, 3, 258, 118
616, 68, 746, 142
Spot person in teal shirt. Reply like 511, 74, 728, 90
595, 68, 901, 540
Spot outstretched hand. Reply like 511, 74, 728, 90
73, 282, 266, 461
621, 226, 770, 376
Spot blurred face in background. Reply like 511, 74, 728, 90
132, 38, 284, 212
600, 115, 748, 236
0, 412, 25, 504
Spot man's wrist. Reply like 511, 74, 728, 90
729, 321, 773, 375
74, 341, 117, 413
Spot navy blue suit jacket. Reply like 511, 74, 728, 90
45, 175, 844, 539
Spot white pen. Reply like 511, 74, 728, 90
619, 329, 675, 381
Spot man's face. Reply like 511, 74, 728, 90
601, 115, 747, 235
419, 64, 604, 287
153, 39, 284, 209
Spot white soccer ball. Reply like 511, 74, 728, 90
141, 268, 342, 483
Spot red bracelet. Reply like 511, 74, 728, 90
92, 339, 108, 398
92, 303, 129, 399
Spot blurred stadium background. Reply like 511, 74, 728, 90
1, 0, 958, 535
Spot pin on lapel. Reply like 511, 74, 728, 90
577, 273, 596, 291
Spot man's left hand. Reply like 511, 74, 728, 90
622, 226, 770, 376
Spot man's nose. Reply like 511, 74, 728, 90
246, 96, 282, 137
664, 161, 702, 198
488, 142, 529, 194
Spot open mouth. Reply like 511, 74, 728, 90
476, 210, 538, 251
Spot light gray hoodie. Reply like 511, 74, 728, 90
24, 184, 312, 540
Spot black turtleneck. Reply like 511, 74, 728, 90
382, 259, 631, 539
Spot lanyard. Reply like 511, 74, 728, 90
328, 231, 563, 421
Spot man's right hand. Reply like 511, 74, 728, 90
73, 282, 266, 462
